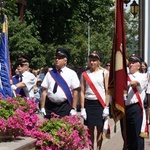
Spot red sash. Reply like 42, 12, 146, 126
127, 75, 149, 138
127, 76, 143, 109
82, 71, 106, 108
83, 71, 110, 139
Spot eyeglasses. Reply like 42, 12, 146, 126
106, 64, 110, 66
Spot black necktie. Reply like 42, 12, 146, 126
53, 69, 61, 93
19, 74, 26, 97
19, 74, 22, 82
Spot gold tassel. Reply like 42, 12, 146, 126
102, 133, 110, 139
140, 132, 149, 138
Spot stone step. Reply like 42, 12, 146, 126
0, 137, 36, 150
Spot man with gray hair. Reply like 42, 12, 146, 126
40, 48, 80, 118
122, 55, 148, 149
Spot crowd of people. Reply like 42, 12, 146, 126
10, 48, 150, 150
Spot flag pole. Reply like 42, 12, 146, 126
1, 1, 6, 15
108, 0, 127, 149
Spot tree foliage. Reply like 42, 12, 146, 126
9, 18, 46, 69
0, 0, 138, 71
124, 11, 139, 56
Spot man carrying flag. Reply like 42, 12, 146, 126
109, 0, 149, 149
126, 55, 148, 149
0, 10, 12, 98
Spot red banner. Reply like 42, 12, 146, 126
108, 0, 127, 122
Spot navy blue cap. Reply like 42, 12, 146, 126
88, 51, 100, 60
56, 48, 70, 60
18, 54, 30, 63
129, 54, 143, 64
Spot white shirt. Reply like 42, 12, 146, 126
146, 73, 150, 94
41, 66, 80, 103
126, 72, 148, 105
84, 69, 108, 102
22, 71, 36, 98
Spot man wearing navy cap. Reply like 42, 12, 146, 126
122, 55, 148, 149
40, 48, 80, 118
11, 55, 36, 98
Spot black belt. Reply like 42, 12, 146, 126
125, 102, 139, 109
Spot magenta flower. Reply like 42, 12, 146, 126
0, 96, 91, 149
30, 113, 91, 150
0, 96, 39, 138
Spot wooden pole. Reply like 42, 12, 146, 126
123, 112, 127, 150
16, 0, 26, 23
138, 0, 143, 58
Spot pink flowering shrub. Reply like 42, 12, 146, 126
0, 96, 39, 138
30, 113, 91, 150
0, 96, 91, 149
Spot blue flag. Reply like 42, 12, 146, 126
0, 14, 12, 98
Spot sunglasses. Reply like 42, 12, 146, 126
106, 64, 110, 66
56, 55, 66, 59
17, 63, 27, 67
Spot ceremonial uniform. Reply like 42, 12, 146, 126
42, 67, 79, 104
124, 55, 148, 150
41, 48, 80, 118
126, 72, 147, 105
80, 51, 110, 150
83, 69, 108, 126
21, 71, 36, 98
11, 55, 36, 98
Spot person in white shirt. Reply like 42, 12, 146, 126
80, 51, 109, 150
40, 48, 80, 118
11, 55, 36, 98
125, 55, 148, 150
146, 66, 150, 124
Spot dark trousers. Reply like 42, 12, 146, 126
44, 99, 71, 119
125, 103, 144, 150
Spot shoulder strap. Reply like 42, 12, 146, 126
103, 70, 106, 93
83, 71, 106, 108
49, 69, 73, 105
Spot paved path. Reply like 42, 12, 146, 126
101, 118, 150, 150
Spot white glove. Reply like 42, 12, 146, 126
41, 108, 46, 115
11, 84, 17, 90
102, 106, 109, 118
70, 108, 77, 115
124, 93, 127, 101
81, 108, 87, 120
